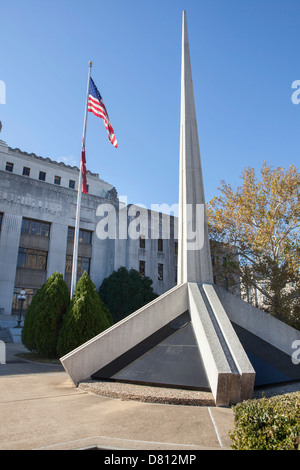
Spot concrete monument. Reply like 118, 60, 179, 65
60, 11, 300, 406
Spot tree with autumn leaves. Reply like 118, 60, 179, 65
207, 162, 300, 329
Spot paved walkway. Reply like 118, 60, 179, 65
0, 343, 235, 451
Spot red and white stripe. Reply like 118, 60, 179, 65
88, 94, 118, 148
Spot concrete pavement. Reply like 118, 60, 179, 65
0, 343, 235, 451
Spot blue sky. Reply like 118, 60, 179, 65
1, 0, 299, 210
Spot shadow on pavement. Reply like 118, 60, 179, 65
0, 342, 64, 376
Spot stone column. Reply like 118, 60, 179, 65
0, 213, 22, 315
46, 223, 68, 278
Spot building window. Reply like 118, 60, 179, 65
158, 263, 164, 281
65, 254, 72, 273
5, 162, 13, 172
69, 179, 75, 189
81, 257, 90, 275
21, 218, 50, 237
67, 227, 92, 245
39, 171, 46, 181
174, 241, 178, 256
67, 227, 74, 242
79, 230, 92, 244
139, 260, 145, 277
17, 248, 48, 271
22, 167, 30, 176
139, 236, 145, 249
86, 184, 89, 193
158, 238, 163, 252
54, 175, 61, 185
65, 254, 90, 276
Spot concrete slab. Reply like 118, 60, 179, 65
0, 352, 234, 450
60, 283, 189, 386
1, 343, 300, 451
92, 311, 211, 391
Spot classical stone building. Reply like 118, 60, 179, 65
0, 139, 178, 326
0, 138, 239, 328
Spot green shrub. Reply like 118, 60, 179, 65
229, 392, 300, 450
21, 272, 69, 357
57, 272, 113, 357
99, 267, 158, 323
21, 284, 45, 353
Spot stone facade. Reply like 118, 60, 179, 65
0, 140, 178, 325
0, 139, 239, 327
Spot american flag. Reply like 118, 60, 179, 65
88, 77, 118, 148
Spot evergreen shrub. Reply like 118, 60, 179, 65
57, 272, 113, 357
99, 267, 158, 323
21, 272, 69, 357
229, 392, 300, 450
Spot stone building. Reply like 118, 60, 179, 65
0, 139, 238, 328
0, 139, 178, 326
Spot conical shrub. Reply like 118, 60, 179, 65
57, 272, 113, 357
21, 272, 69, 357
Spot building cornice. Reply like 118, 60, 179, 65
0, 170, 119, 204
7, 146, 99, 178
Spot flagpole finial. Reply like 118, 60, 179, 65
89, 61, 93, 67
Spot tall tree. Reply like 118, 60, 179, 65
207, 162, 300, 327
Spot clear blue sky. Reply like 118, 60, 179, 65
1, 0, 299, 210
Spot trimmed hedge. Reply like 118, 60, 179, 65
229, 392, 300, 450
57, 272, 113, 357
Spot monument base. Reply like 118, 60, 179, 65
91, 311, 211, 391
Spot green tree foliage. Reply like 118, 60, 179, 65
57, 272, 113, 357
99, 267, 158, 323
207, 163, 300, 327
230, 392, 300, 450
21, 272, 69, 357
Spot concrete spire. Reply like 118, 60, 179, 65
178, 10, 214, 285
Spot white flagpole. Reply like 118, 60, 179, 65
70, 61, 93, 299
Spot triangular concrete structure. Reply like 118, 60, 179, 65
60, 11, 300, 406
